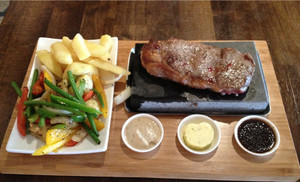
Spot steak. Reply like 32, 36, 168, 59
140, 38, 256, 95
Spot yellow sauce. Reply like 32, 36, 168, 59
125, 117, 162, 150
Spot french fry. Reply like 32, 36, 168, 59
71, 33, 91, 60
62, 36, 72, 47
100, 34, 113, 52
36, 50, 63, 79
88, 58, 131, 76
102, 52, 111, 62
63, 61, 99, 79
51, 42, 73, 65
62, 36, 79, 62
85, 41, 111, 62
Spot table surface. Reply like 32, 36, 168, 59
0, 40, 299, 181
0, 1, 299, 181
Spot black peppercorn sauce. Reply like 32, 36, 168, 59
238, 119, 276, 153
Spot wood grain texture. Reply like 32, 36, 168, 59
0, 1, 55, 145
0, 40, 299, 181
0, 1, 300, 181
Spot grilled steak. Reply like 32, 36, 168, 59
140, 38, 255, 95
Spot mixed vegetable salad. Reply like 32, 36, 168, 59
11, 33, 130, 156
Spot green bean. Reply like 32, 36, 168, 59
49, 124, 66, 130
37, 107, 86, 123
11, 81, 22, 97
70, 115, 85, 122
92, 88, 104, 108
87, 114, 99, 136
37, 71, 100, 145
38, 116, 45, 128
28, 69, 39, 101
89, 113, 98, 118
68, 71, 85, 104
25, 69, 39, 117
68, 72, 100, 138
24, 100, 87, 119
28, 113, 39, 123
81, 122, 100, 144
37, 108, 57, 118
50, 95, 101, 115
44, 79, 79, 102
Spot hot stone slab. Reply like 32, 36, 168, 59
125, 42, 270, 115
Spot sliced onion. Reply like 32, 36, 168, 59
32, 97, 42, 101
32, 90, 51, 101
102, 74, 123, 85
71, 127, 88, 142
40, 90, 51, 101
44, 107, 73, 115
50, 116, 73, 125
114, 86, 131, 105
41, 65, 56, 85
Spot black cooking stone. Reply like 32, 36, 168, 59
125, 42, 270, 115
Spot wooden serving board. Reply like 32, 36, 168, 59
0, 41, 299, 181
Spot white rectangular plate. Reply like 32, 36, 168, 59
6, 37, 118, 154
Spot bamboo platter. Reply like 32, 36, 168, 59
0, 40, 299, 181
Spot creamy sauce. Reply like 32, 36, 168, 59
125, 117, 162, 150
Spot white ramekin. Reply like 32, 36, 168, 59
122, 113, 164, 153
177, 114, 221, 155
234, 115, 280, 156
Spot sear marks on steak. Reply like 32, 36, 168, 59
140, 38, 256, 95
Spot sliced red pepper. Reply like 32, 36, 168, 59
32, 72, 45, 95
35, 117, 50, 124
17, 87, 28, 136
65, 139, 79, 147
32, 81, 43, 95
82, 90, 94, 102
45, 118, 50, 124
39, 72, 44, 89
